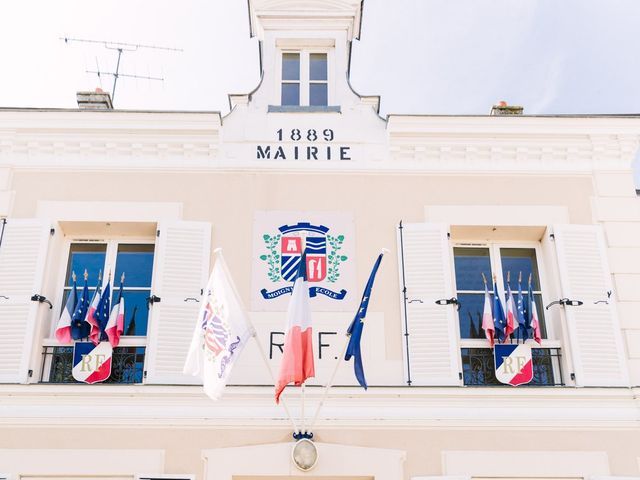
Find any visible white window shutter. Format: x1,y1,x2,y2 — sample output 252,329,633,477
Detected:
397,222,460,386
145,221,211,384
553,224,629,387
0,219,51,383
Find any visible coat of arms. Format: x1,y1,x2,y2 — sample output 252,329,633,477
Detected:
494,344,534,386
72,341,113,384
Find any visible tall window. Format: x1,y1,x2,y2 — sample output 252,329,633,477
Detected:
453,244,563,386
42,239,155,384
281,51,328,106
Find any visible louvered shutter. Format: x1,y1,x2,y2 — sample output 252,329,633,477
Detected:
397,223,460,386
0,219,51,383
145,221,211,384
553,224,629,387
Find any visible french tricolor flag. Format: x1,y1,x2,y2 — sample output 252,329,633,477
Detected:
106,280,125,347
481,284,495,346
55,275,78,343
86,281,103,345
505,283,519,340
275,251,315,404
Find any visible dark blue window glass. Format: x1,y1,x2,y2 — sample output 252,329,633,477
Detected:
453,247,491,291
114,244,155,287
309,53,327,81
281,83,300,106
457,293,487,339
65,244,106,286
500,248,540,290
282,53,300,81
121,290,151,336
309,83,328,106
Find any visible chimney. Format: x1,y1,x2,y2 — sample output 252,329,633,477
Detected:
490,100,523,116
76,88,113,110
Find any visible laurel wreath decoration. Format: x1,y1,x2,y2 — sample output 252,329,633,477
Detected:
326,234,347,283
259,233,282,282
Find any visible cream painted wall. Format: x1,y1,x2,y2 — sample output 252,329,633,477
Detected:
1,427,639,480
9,170,595,363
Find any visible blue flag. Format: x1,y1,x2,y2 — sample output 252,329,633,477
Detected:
345,252,384,390
71,277,90,340
94,281,111,342
516,282,527,341
492,281,506,343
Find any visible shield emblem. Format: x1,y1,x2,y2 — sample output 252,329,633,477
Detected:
72,341,113,384
494,344,533,386
279,223,328,283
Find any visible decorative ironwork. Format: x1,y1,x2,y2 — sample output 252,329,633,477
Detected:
461,347,563,386
40,346,145,384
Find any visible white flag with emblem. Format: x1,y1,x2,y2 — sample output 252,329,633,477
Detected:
184,250,255,400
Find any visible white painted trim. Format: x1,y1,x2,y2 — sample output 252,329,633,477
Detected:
36,201,182,223
1,385,639,429
0,449,164,476
136,475,195,480
442,450,610,477
202,442,405,480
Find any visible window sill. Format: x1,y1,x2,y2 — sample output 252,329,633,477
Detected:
268,105,341,113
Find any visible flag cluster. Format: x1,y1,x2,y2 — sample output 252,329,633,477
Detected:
55,271,126,347
481,275,542,346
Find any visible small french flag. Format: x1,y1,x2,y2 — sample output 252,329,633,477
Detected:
55,274,78,343
106,276,125,347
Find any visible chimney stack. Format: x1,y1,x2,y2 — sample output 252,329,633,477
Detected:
76,88,113,110
490,101,523,116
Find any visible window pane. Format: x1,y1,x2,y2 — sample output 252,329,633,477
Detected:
66,244,107,286
282,53,300,80
453,247,491,291
114,244,155,288
457,293,486,339
500,248,540,290
121,290,151,336
309,83,328,106
281,83,300,106
310,53,327,80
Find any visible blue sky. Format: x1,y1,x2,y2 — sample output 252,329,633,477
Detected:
1,0,639,182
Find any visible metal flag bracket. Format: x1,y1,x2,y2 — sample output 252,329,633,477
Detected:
31,294,53,309
435,297,460,311
545,298,583,310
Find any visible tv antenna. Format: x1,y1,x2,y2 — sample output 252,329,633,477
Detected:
61,37,183,103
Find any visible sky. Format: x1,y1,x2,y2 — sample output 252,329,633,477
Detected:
1,0,639,182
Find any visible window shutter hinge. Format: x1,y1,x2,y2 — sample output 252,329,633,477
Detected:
570,372,575,381
549,233,555,240
143,370,147,379
28,369,33,378
49,228,55,236
447,232,451,239
458,372,463,380
156,229,160,237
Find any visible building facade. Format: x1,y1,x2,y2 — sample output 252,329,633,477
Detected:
1,1,639,479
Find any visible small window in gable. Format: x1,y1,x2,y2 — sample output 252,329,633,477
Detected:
280,50,328,107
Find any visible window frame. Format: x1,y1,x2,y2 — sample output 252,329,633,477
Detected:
276,48,332,107
451,240,566,386
451,240,559,349
39,234,157,383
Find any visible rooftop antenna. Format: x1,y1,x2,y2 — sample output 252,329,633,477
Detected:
61,37,183,103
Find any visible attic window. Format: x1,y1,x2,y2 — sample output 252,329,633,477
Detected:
280,51,328,107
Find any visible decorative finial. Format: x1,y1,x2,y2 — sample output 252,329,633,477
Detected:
120,272,125,283
98,269,102,281
507,271,511,283
493,273,496,282
518,271,522,283
72,271,77,282
528,272,532,286
83,269,88,281
481,272,487,286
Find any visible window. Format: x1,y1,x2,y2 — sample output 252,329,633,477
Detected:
41,239,155,384
280,51,328,106
453,243,563,386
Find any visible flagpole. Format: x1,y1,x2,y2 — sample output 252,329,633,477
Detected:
301,381,306,434
214,248,301,434
307,248,388,433
307,334,350,432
